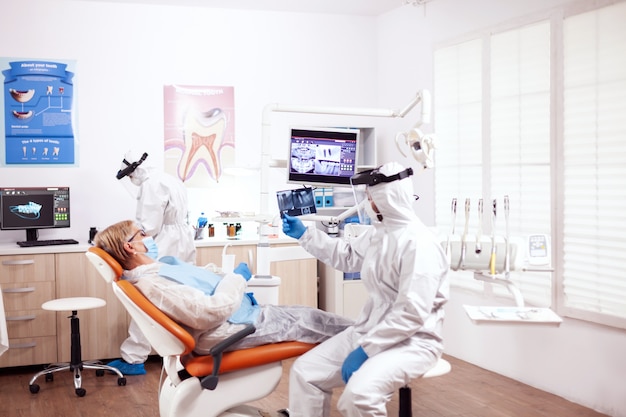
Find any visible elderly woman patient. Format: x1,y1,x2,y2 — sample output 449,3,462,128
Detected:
94,220,352,354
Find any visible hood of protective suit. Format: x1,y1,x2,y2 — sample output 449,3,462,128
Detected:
367,161,418,226
129,165,149,186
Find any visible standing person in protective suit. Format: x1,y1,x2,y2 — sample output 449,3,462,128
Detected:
282,161,449,417
108,151,196,375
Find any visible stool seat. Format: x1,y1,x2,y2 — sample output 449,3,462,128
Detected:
29,296,126,397
42,297,106,312
422,357,451,378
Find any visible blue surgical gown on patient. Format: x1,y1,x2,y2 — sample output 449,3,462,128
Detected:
157,256,260,325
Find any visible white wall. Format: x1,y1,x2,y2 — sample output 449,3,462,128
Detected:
0,0,381,243
376,1,626,416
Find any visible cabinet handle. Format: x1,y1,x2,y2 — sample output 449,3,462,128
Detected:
9,342,37,349
6,315,37,321
2,287,36,293
1,259,35,266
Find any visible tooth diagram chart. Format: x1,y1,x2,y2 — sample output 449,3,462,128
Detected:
2,59,76,165
163,85,235,185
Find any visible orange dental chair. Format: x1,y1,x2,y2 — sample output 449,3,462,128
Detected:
85,246,315,417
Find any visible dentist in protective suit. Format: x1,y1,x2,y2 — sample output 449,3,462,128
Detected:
109,151,196,375
282,161,449,417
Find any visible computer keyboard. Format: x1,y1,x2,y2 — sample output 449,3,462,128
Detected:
17,239,80,247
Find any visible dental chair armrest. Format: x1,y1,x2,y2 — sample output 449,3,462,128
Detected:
201,324,256,390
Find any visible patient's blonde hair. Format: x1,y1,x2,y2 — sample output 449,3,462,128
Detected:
94,220,136,270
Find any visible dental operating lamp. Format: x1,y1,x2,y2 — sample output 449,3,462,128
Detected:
255,90,436,277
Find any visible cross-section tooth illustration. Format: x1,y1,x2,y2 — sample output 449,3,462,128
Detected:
9,88,35,103
179,108,227,182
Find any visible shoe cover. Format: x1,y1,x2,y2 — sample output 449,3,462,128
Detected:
107,358,146,375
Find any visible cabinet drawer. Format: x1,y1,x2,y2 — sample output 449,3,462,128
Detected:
1,281,55,311
0,336,57,368
4,309,56,338
0,254,55,284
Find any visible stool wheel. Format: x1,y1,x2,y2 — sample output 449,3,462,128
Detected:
45,373,54,382
96,369,105,377
118,377,127,386
29,384,40,394
76,388,87,397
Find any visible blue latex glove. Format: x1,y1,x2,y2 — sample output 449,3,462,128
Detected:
282,214,307,239
233,262,252,281
341,346,368,383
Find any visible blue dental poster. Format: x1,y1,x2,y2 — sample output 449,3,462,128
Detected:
1,58,77,165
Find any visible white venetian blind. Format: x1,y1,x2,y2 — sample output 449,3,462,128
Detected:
561,2,626,326
490,21,552,306
434,23,553,306
434,39,483,291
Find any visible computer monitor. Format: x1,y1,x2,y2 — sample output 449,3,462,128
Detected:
288,127,359,187
0,187,71,242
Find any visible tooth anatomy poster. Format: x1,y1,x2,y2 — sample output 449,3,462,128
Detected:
163,85,235,186
1,58,77,165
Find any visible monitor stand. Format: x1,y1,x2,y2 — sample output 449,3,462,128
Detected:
25,229,39,242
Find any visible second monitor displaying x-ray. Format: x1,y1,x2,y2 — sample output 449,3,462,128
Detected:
276,187,317,217
287,127,359,187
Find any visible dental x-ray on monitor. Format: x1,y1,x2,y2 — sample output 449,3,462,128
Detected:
287,127,359,187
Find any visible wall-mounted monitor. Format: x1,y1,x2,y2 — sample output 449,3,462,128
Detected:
0,187,71,242
288,127,359,187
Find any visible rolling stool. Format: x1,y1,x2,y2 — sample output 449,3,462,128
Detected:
399,357,451,417
29,297,127,397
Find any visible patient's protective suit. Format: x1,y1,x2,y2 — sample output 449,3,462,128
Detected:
288,162,449,417
116,152,196,367
122,261,353,354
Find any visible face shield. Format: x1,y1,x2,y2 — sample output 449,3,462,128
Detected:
116,151,148,180
117,151,148,199
350,166,414,224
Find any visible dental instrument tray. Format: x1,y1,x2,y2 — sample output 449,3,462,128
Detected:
463,305,562,325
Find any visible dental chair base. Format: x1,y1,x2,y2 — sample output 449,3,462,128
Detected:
160,361,282,417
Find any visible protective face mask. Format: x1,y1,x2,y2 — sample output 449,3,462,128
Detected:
365,201,382,223
142,236,159,259
130,175,142,186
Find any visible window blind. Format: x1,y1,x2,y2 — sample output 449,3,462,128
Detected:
490,21,552,306
434,39,483,292
434,23,552,305
561,2,626,325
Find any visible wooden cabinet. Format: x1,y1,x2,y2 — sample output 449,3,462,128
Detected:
0,251,128,368
55,253,129,362
196,241,318,308
269,244,317,308
0,239,317,368
0,254,58,367
318,261,368,320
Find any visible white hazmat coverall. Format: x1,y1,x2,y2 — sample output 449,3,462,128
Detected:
288,162,449,417
122,164,197,364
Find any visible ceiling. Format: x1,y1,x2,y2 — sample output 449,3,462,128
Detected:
78,0,412,16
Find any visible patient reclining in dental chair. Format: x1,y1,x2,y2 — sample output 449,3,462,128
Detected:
92,220,352,355
87,220,353,417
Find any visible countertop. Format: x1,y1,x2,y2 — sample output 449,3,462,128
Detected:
0,235,297,256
